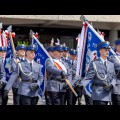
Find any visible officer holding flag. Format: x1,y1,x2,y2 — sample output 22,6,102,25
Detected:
83,41,116,105
45,45,72,105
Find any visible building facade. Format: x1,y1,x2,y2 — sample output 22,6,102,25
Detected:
0,15,120,48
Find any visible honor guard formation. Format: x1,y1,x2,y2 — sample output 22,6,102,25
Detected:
0,38,120,105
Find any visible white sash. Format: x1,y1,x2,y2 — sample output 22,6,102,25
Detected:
53,59,67,74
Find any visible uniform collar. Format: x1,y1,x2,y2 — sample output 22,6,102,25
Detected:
53,57,61,62
19,57,25,60
100,57,107,64
26,59,34,64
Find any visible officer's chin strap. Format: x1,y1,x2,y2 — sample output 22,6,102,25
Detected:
93,61,107,81
13,58,32,77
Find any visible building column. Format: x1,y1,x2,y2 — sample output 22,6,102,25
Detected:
109,30,118,46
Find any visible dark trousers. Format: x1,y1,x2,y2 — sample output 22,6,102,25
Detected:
19,95,39,105
72,86,83,105
64,88,73,105
12,87,20,105
93,100,108,105
84,95,93,105
45,91,51,105
0,86,8,105
48,91,65,105
112,94,120,105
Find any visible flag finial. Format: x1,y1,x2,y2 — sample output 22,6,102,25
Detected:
55,38,60,46
7,25,12,32
63,43,66,47
50,38,54,47
80,15,87,22
0,23,2,29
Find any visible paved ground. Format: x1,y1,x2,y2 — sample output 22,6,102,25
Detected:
7,90,86,105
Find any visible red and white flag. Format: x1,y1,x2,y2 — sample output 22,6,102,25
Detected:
76,23,88,78
0,33,2,46
2,31,8,47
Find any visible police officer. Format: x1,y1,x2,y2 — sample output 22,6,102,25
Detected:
44,46,54,105
4,44,26,105
66,49,82,105
4,44,43,105
45,45,71,105
0,46,7,105
62,46,70,62
109,39,120,105
47,46,54,58
83,41,116,105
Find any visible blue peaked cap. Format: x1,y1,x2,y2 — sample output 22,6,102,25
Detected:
63,47,69,51
26,44,37,51
97,41,110,50
53,45,63,52
0,46,7,51
69,49,77,55
114,39,120,45
47,46,54,52
16,44,26,51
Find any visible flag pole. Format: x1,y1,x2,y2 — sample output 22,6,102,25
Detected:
30,30,78,97
7,25,16,57
0,23,3,46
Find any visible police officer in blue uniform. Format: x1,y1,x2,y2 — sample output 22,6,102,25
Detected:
47,46,54,58
63,49,78,105
109,39,120,105
45,46,54,105
45,45,72,105
83,41,116,105
62,46,70,62
4,44,43,105
0,46,7,105
66,49,82,105
4,44,26,105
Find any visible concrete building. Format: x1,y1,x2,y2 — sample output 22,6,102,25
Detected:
0,15,120,48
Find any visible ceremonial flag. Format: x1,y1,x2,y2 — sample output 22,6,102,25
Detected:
32,32,51,99
4,36,14,81
79,16,116,97
76,23,88,78
4,26,15,81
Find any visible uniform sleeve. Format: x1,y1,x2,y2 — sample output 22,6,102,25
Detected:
111,63,117,87
37,64,43,87
45,59,62,75
4,60,19,91
0,60,6,83
83,61,95,81
109,55,120,71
